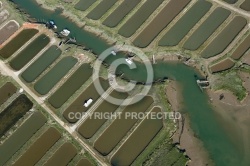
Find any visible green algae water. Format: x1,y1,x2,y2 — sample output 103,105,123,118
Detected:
10,34,50,70
11,0,249,165
21,45,61,83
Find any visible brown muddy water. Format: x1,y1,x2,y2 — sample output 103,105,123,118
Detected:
133,0,191,48
103,0,141,28
118,0,164,37
0,82,17,106
86,0,117,20
201,16,247,58
94,95,154,155
231,34,250,60
77,158,93,166
210,58,235,73
77,90,128,139
13,127,61,166
74,0,97,11
111,107,163,166
0,20,19,45
44,142,77,166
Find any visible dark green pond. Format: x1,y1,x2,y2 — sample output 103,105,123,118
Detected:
183,7,231,50
11,0,249,165
48,63,93,108
78,90,128,139
10,34,50,70
34,56,77,95
0,28,38,59
21,45,61,83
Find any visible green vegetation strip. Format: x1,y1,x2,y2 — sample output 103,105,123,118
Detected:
0,29,38,59
77,158,93,166
0,21,19,45
214,72,246,100
111,107,163,166
152,147,183,166
118,0,164,37
201,16,247,58
210,58,235,73
86,0,117,20
74,0,96,11
183,7,230,50
0,94,33,137
48,63,93,109
133,0,191,48
21,45,61,83
240,0,250,11
10,34,50,70
0,82,17,106
103,0,141,28
159,0,212,46
34,56,77,95
63,77,109,123
94,96,153,155
78,90,128,139
0,111,47,166
13,127,61,166
231,34,250,60
173,156,189,166
44,142,77,166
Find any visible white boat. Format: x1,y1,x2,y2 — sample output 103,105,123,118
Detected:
111,50,116,55
48,21,57,29
49,21,55,25
19,88,24,93
84,98,93,107
60,29,70,37
125,58,133,65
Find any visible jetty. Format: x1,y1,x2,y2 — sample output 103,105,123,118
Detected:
196,79,210,91
153,54,156,64
60,29,70,37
